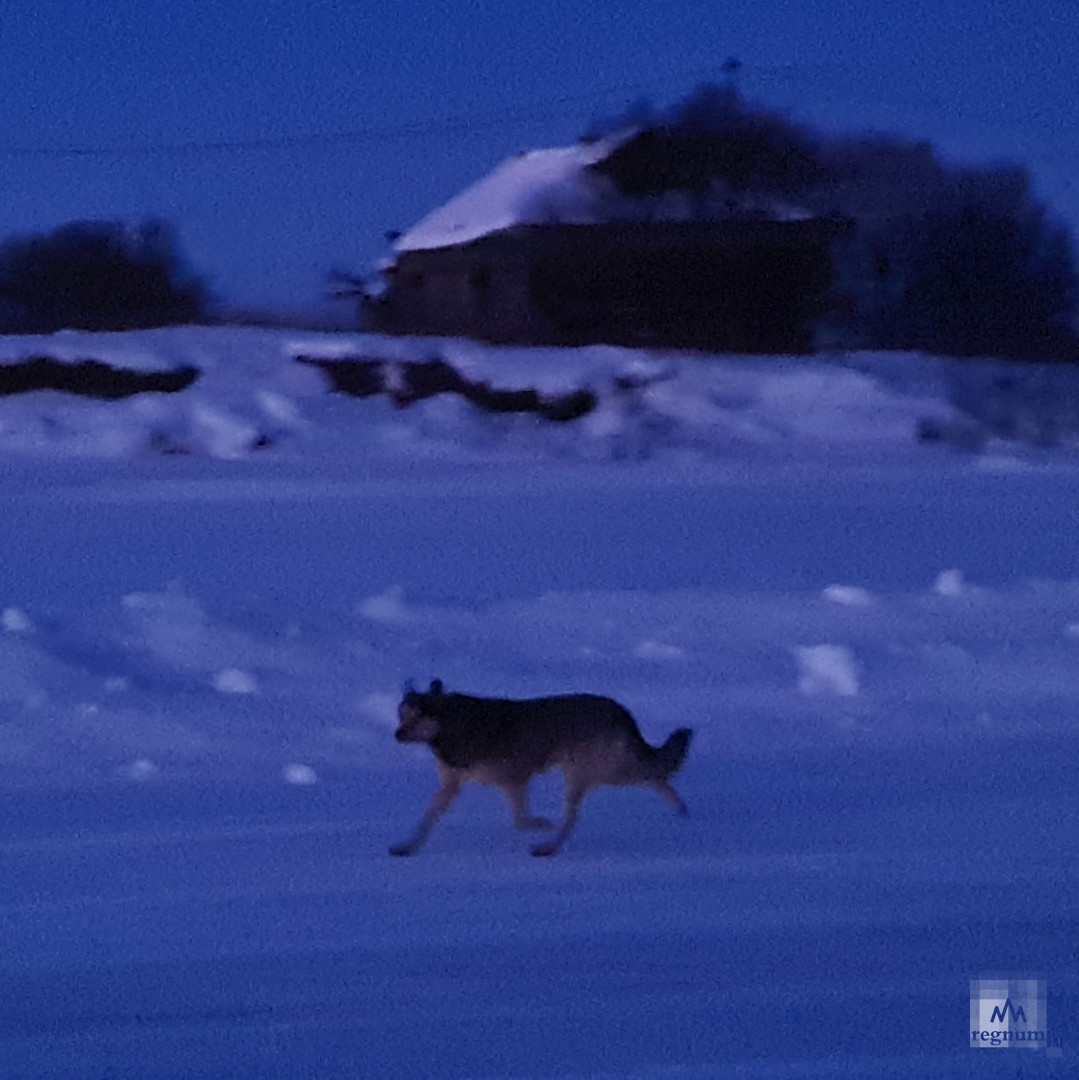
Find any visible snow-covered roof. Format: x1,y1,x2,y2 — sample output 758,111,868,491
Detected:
394,135,629,253
393,129,822,253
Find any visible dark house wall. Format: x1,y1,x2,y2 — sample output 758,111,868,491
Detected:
369,218,848,353
371,235,552,343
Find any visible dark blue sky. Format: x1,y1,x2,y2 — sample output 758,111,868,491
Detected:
2,0,1076,315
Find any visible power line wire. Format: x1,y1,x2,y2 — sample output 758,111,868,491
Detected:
0,64,1052,162
0,79,692,160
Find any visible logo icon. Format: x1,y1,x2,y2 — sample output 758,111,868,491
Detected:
989,999,1027,1025
970,974,1047,1049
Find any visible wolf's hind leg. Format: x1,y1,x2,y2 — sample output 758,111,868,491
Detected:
390,770,461,856
501,780,554,831
650,779,689,816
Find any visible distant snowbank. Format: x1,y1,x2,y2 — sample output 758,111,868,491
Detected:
0,324,1073,462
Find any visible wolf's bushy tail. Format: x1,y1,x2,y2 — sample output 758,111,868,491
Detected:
655,727,693,778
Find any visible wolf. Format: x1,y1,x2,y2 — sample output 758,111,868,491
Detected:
391,679,692,857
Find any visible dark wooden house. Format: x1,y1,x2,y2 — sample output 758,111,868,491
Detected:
367,134,849,353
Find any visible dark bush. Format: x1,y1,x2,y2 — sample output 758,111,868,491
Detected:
295,353,597,421
0,355,199,398
0,219,214,333
820,141,1078,359
591,82,827,208
587,84,1079,359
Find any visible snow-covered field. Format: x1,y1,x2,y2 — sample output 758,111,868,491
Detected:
0,327,1076,1077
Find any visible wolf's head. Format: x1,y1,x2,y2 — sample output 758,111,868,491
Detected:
394,678,445,743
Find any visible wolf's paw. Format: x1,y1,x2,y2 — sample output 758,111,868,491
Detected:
530,840,559,857
389,842,416,857
517,816,555,831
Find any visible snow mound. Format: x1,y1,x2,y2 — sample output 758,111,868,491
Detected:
2,324,1066,463
793,644,860,697
282,763,318,785
822,585,874,607
934,569,965,597
358,586,410,624
2,607,33,633
213,668,259,694
633,640,685,661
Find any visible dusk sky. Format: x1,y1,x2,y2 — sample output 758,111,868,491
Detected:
3,0,1076,317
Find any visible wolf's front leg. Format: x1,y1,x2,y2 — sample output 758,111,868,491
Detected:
531,779,588,857
390,771,461,856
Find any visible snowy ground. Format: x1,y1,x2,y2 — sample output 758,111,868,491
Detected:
0,328,1076,1076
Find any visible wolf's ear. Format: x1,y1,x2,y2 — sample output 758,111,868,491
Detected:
429,678,444,695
